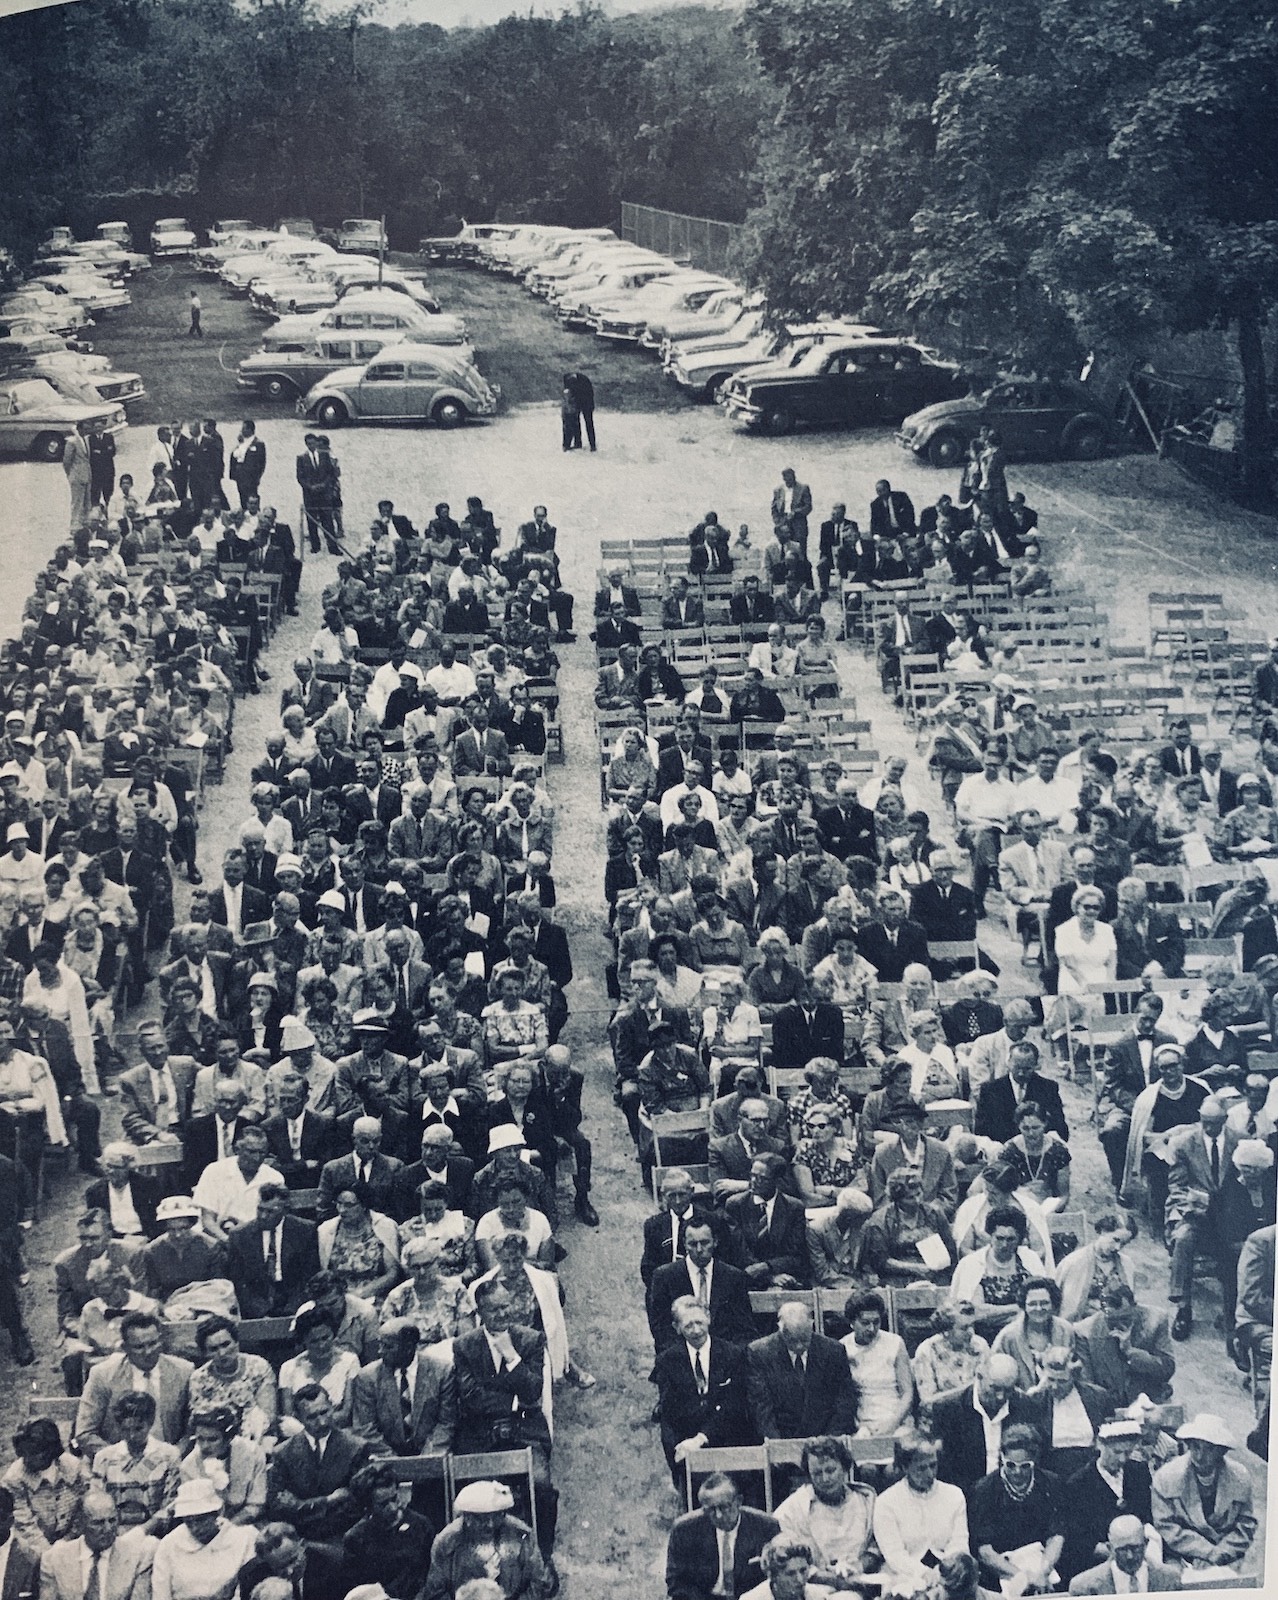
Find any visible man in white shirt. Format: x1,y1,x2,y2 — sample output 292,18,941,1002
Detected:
660,762,721,830
1014,749,1081,835
367,645,424,725
956,748,1020,915
192,1125,283,1244
424,641,477,708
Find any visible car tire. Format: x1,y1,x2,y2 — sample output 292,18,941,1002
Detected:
263,376,295,400
926,431,965,468
314,398,348,427
31,432,65,462
703,374,730,402
433,399,467,429
762,407,795,436
1066,422,1107,460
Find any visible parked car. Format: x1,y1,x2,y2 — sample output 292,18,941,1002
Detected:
419,223,520,264
0,334,145,410
95,222,135,248
0,290,92,337
238,326,471,399
196,230,277,272
590,275,737,341
264,291,470,357
329,218,385,254
277,217,318,239
0,377,126,459
897,375,1114,465
723,337,961,435
150,217,197,256
664,314,870,401
297,348,499,429
208,219,254,246
25,269,130,314
558,261,683,327
641,287,749,352
55,240,148,277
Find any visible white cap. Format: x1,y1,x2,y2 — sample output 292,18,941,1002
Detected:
173,1479,223,1517
487,1125,525,1154
453,1480,514,1514
281,1017,316,1052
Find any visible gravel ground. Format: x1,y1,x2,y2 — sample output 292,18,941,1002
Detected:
0,261,1274,1594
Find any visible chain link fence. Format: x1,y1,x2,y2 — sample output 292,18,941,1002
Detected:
620,202,742,275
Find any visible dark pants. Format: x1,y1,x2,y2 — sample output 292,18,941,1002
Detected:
579,408,596,451
91,472,114,507
554,1131,593,1196
303,504,343,554
235,477,261,511
1099,1114,1129,1192
548,590,574,638
561,409,581,450
68,1093,102,1171
959,826,1003,911
189,311,202,338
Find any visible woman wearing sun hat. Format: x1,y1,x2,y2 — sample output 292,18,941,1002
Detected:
1151,1413,1257,1571
423,1479,547,1600
151,1479,256,1600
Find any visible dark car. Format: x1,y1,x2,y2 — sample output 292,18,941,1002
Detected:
897,376,1114,466
721,338,964,436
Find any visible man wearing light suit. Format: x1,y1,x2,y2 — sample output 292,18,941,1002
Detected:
999,809,1070,950
39,1491,155,1600
350,1319,455,1456
75,1312,192,1455
1164,1099,1237,1340
1074,1285,1176,1408
771,468,812,555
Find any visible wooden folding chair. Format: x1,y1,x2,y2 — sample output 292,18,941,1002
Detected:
370,1451,448,1486
748,1288,818,1336
888,1285,941,1352
446,1447,538,1538
1046,1209,1090,1264
684,1445,767,1513
235,1317,296,1353
926,940,980,974
649,1109,710,1195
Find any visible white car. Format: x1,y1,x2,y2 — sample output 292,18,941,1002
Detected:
150,217,197,256
0,289,92,336
263,291,472,361
26,271,130,314
208,219,255,246
589,275,737,341
558,261,684,327
642,288,754,352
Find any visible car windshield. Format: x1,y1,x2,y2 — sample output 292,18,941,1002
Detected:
11,380,62,405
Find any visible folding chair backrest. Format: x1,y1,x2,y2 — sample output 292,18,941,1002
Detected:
652,1164,711,1206
684,1446,767,1513
447,1447,536,1536
28,1397,79,1425
370,1452,447,1485
236,1317,295,1351
927,940,979,972
748,1288,817,1336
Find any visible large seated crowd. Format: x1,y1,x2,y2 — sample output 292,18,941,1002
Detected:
0,415,1268,1600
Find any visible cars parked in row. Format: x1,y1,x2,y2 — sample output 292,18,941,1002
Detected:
0,332,145,412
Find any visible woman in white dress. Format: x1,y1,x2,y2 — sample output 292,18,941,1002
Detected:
1052,886,1116,1038
873,1432,969,1589
840,1290,914,1437
278,1305,361,1428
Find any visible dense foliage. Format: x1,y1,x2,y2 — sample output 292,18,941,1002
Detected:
734,0,1278,497
0,0,771,254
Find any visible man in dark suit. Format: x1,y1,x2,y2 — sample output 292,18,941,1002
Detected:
746,1300,857,1439
260,1073,335,1188
869,478,916,539
855,889,931,983
723,1155,809,1287
770,985,844,1070
909,851,980,971
306,728,358,794
228,421,266,508
453,1280,558,1564
225,1186,321,1318
974,1040,1068,1143
1158,719,1202,780
238,1524,348,1600
296,434,342,555
268,1384,370,1537
207,849,270,935
656,723,714,799
84,1155,163,1241
877,596,926,695
729,576,775,627
1096,993,1179,1190
343,759,403,829
317,1118,404,1220
665,1474,778,1600
1073,1286,1176,1409
183,1082,253,1188
661,578,705,631
350,1319,455,1456
1113,878,1186,980
393,1124,475,1220
815,780,878,863
642,1169,723,1292
815,502,856,600
593,569,641,618
650,1299,754,1482
724,854,788,941
648,1219,755,1353
771,468,812,554
1199,743,1241,816
708,1112,794,1205
931,1355,1034,1495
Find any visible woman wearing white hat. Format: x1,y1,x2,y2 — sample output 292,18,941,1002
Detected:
152,1479,256,1600
1217,1138,1277,1367
422,1480,547,1600
1151,1413,1257,1571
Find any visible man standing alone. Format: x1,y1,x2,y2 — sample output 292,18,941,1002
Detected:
188,291,203,338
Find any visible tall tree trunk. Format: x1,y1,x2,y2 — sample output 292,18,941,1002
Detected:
1237,304,1272,507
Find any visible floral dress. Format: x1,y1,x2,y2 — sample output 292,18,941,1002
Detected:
328,1222,390,1299
187,1355,277,1439
379,1275,469,1344
1000,1134,1071,1201
794,1136,860,1191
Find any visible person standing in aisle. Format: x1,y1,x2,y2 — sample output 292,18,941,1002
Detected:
564,371,596,451
63,422,93,532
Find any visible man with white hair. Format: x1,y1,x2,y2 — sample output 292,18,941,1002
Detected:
1163,1095,1236,1341
806,1187,873,1292
929,1352,1025,1497
1068,1512,1180,1594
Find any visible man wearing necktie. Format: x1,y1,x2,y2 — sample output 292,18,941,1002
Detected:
295,432,342,555
1165,1097,1235,1341
664,1473,778,1600
877,596,919,697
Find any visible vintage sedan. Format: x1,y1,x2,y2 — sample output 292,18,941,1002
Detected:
722,338,963,434
0,289,92,337
0,335,145,410
897,376,1115,465
0,378,126,459
333,218,387,253
297,348,499,429
150,217,197,256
